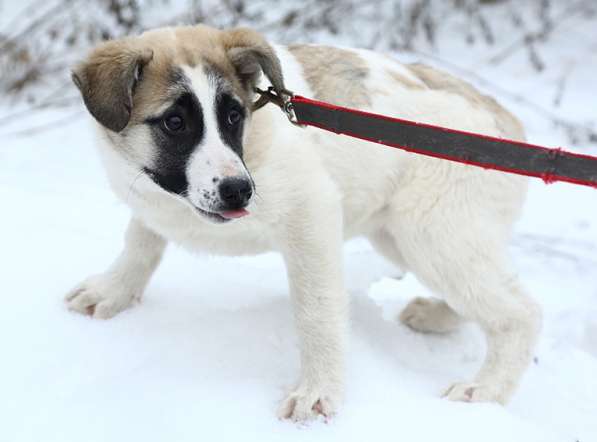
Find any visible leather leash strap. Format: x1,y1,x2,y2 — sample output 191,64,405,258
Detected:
291,96,597,189
253,88,597,189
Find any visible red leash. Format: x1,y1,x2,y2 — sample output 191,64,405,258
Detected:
254,87,597,189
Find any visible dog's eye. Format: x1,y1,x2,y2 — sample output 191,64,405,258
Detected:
163,115,185,132
227,109,242,126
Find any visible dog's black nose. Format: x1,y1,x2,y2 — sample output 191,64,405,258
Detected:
218,177,253,209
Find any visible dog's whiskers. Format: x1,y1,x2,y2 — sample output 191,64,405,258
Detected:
126,170,144,205
254,188,264,203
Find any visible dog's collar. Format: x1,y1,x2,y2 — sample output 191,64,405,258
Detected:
252,87,301,126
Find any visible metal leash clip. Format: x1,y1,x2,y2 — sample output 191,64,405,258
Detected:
252,86,302,127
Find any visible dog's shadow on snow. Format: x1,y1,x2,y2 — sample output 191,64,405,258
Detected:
350,293,483,382
104,277,483,387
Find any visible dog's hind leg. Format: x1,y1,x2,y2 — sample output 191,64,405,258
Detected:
65,218,166,319
368,229,408,279
369,230,463,334
439,275,541,404
390,214,541,404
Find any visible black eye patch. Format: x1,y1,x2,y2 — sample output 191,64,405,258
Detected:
144,92,204,195
215,92,246,157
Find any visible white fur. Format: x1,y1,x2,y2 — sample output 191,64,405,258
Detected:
181,66,252,212
67,43,541,420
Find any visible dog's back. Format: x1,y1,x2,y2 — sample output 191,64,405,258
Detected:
268,43,528,235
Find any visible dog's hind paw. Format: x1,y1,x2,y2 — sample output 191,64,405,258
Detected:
65,274,140,319
399,297,462,334
277,383,341,423
442,382,508,405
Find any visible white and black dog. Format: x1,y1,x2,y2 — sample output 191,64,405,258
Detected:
67,25,540,421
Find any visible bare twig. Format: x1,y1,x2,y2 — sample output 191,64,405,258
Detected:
1,0,49,34
553,63,574,108
487,1,588,66
0,0,74,52
0,80,78,127
0,109,83,138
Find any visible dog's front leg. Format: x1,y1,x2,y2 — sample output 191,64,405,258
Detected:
277,197,348,422
65,218,166,319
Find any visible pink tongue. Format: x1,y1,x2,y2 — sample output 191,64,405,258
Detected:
220,208,250,219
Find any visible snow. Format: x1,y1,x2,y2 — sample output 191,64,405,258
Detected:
1,2,597,441
2,107,596,442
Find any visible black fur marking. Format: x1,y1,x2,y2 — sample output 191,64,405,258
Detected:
145,91,204,195
215,92,246,157
203,66,246,157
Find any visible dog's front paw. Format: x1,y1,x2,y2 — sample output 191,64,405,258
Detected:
277,381,342,423
443,382,508,405
65,274,140,319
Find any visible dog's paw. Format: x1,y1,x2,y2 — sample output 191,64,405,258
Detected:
65,274,139,319
277,382,342,423
442,382,507,404
399,297,462,334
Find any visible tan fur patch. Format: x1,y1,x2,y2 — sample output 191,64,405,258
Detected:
289,45,371,108
129,26,251,122
406,63,525,140
72,37,154,132
74,25,286,131
385,69,426,90
223,28,285,96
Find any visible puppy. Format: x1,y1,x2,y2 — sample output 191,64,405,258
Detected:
67,25,541,421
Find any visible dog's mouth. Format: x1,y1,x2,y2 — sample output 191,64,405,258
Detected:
142,168,251,223
194,206,250,223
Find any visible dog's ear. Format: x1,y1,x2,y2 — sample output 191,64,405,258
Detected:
223,28,285,96
72,39,153,132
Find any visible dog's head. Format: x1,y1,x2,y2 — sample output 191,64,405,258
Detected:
72,25,284,223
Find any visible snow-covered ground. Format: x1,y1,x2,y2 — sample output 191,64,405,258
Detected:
1,3,597,442
2,96,596,442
